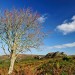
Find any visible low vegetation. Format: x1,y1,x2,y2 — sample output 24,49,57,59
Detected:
0,52,75,75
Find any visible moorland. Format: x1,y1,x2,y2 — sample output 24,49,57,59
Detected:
0,52,75,75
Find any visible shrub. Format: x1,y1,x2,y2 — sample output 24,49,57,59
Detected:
62,57,71,61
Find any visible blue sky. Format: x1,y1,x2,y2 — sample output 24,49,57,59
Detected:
0,0,75,55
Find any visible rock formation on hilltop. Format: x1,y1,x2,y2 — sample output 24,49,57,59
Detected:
45,51,67,58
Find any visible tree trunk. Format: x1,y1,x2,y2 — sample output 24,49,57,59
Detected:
8,53,16,75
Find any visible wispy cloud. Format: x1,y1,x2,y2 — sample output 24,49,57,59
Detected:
46,42,75,49
38,14,47,23
56,15,75,35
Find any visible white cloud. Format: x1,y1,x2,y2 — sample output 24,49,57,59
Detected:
72,16,75,20
38,14,47,23
56,15,75,35
47,42,75,49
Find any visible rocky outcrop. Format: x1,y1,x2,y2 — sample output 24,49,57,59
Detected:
45,51,67,58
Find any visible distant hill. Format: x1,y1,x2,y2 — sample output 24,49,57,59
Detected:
0,52,70,60
0,54,44,60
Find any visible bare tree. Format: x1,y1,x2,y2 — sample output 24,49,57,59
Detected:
0,8,46,75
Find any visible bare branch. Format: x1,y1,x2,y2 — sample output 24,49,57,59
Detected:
0,8,47,56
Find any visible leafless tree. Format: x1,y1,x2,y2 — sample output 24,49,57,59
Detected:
0,8,47,75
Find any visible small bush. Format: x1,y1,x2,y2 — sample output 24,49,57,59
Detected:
62,57,71,61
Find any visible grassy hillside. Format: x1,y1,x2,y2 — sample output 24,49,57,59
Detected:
0,52,75,75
